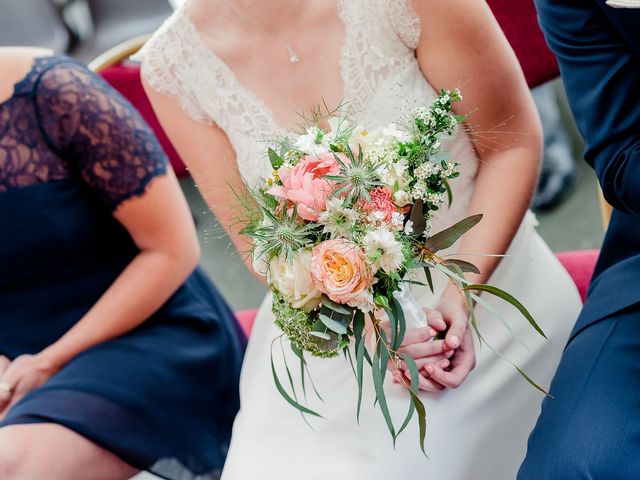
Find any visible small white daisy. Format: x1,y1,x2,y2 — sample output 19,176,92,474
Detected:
363,228,405,274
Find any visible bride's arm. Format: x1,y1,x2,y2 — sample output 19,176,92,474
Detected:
142,81,266,285
409,0,543,386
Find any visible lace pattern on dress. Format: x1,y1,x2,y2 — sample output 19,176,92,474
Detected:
387,0,422,49
0,56,168,210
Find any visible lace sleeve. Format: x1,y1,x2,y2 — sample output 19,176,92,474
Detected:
134,17,213,126
387,0,422,50
36,61,168,211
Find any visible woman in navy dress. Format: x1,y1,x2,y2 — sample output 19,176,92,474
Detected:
0,48,245,480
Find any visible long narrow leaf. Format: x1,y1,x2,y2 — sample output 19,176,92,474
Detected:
372,348,396,441
464,284,547,340
470,292,528,350
396,354,419,438
356,335,365,422
392,296,407,350
270,342,322,418
426,214,483,252
408,389,428,455
442,259,481,274
423,265,435,293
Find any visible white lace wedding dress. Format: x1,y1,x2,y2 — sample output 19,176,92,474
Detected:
137,1,582,478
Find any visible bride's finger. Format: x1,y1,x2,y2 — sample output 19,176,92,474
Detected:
0,356,9,375
404,369,446,392
400,326,435,346
398,339,446,359
413,352,454,368
424,308,446,331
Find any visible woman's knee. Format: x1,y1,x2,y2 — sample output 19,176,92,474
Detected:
0,426,35,480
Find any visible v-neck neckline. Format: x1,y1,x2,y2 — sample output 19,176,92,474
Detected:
178,0,349,134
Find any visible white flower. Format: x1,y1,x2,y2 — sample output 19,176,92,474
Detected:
294,126,330,156
346,289,375,312
393,190,411,208
318,198,359,238
268,249,322,311
363,228,405,274
381,123,412,144
367,210,387,225
391,212,405,231
378,158,410,190
404,220,414,235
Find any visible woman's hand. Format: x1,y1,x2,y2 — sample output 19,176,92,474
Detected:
0,354,58,420
393,288,477,392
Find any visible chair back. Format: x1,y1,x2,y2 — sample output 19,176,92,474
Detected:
90,37,189,177
487,0,559,87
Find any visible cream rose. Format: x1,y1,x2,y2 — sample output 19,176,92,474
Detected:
268,249,322,311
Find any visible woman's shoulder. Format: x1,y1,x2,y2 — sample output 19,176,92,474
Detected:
0,49,91,100
0,48,54,98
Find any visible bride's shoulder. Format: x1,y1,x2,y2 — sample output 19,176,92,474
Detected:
134,8,212,125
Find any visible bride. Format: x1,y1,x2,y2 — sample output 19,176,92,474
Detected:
136,0,581,478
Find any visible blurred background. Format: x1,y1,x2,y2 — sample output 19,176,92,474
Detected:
0,0,605,312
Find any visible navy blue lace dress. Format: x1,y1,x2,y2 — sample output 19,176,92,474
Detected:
0,55,245,479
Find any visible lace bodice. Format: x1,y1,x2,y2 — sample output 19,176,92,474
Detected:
0,55,167,210
137,0,479,231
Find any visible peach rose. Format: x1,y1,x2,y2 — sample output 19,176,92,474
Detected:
310,239,374,306
267,153,345,222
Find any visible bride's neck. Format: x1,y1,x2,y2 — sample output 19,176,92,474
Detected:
198,0,311,31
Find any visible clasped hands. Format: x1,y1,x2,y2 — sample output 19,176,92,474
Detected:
384,288,476,392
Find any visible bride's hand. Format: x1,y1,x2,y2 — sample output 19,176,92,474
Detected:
393,289,477,391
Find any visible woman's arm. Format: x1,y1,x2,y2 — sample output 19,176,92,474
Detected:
410,0,543,386
0,63,202,416
38,172,200,369
142,78,266,284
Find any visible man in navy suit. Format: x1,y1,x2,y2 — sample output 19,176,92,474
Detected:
518,1,640,478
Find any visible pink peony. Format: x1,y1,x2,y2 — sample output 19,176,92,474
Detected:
267,153,345,222
359,187,399,223
310,239,374,306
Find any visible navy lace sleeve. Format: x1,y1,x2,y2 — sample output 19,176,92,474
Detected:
36,59,168,210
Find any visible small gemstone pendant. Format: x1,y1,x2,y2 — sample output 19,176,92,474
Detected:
286,44,300,63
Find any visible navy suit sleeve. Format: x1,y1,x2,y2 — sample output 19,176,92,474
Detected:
535,0,640,215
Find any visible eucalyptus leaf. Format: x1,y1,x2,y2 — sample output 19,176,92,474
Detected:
409,199,427,239
395,354,419,439
322,297,352,315
391,296,407,351
442,259,481,274
470,292,528,350
319,314,348,335
372,348,396,441
464,284,547,340
426,214,483,252
423,265,435,293
408,389,427,455
271,342,322,418
309,331,331,340
356,334,365,423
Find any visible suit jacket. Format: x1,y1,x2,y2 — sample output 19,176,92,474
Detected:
534,0,640,336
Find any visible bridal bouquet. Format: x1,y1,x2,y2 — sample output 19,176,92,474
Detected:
240,89,545,451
